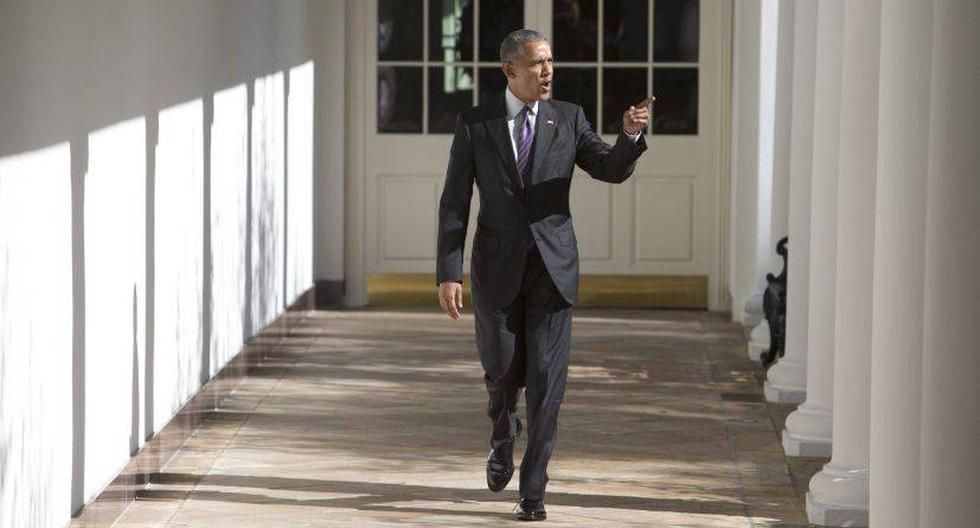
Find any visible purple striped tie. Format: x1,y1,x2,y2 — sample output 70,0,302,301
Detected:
516,105,535,189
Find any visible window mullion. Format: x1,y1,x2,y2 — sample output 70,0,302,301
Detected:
648,0,654,135
423,0,430,134
597,0,604,133
474,0,481,107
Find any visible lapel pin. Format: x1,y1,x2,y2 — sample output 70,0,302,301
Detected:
547,119,555,125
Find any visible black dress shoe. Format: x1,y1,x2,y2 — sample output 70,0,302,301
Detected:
515,497,547,521
486,418,522,492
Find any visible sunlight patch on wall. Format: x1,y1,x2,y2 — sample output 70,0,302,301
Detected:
0,143,73,528
210,84,248,375
287,61,315,304
251,73,285,330
154,99,204,432
84,117,146,501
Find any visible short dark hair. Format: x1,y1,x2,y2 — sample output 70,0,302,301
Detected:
499,29,548,63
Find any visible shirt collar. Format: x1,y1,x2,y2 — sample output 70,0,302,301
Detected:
505,86,538,120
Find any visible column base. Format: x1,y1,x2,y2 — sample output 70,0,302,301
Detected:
741,311,763,328
742,291,764,327
782,404,832,457
806,463,869,526
764,380,806,403
807,492,869,526
748,320,771,361
783,429,832,457
764,355,807,403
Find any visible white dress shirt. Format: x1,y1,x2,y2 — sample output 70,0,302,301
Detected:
504,86,642,163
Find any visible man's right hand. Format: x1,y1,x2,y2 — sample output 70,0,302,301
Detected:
438,282,464,321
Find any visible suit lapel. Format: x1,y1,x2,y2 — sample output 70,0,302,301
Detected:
530,100,558,187
487,95,525,193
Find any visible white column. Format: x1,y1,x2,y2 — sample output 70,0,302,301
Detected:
729,0,770,330
768,0,792,268
764,0,816,404
919,0,979,526
768,0,792,278
805,0,880,524
781,0,843,458
728,0,754,326
868,0,934,525
746,0,780,360
749,0,794,361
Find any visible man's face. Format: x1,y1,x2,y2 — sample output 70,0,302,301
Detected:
503,40,554,103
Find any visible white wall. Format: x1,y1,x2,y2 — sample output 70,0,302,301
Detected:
0,1,344,525
0,144,74,528
316,2,348,285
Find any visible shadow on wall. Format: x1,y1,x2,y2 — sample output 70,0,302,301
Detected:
0,1,323,526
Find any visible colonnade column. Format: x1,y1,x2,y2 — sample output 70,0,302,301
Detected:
918,0,979,525
805,0,880,523
780,0,843,458
756,0,795,360
746,0,780,360
730,0,771,332
867,0,934,525
763,0,815,404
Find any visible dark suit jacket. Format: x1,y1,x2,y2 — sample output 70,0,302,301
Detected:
436,93,648,308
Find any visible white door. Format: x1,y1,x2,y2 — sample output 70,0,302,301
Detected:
358,0,731,309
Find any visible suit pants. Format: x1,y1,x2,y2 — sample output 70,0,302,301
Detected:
471,242,573,500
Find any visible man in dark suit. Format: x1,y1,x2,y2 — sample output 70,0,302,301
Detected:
436,28,652,521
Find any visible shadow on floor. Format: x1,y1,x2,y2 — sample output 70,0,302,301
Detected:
142,471,750,520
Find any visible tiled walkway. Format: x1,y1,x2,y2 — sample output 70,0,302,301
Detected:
104,309,822,527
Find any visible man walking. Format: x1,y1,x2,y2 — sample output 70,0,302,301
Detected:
436,28,652,521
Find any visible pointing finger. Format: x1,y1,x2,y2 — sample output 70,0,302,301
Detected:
634,96,655,109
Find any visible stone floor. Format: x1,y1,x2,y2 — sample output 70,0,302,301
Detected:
99,308,826,527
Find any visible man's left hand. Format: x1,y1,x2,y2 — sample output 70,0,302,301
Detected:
622,96,655,135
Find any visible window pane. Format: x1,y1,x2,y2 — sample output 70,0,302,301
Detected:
654,0,699,62
652,67,697,134
378,0,423,61
603,0,648,62
553,0,598,62
377,67,423,133
479,0,524,62
429,66,474,133
429,0,474,62
554,67,597,131
602,68,647,134
478,67,508,106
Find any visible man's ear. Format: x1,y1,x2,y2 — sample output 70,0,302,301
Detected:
501,63,512,79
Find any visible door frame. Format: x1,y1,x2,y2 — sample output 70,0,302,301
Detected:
344,0,734,310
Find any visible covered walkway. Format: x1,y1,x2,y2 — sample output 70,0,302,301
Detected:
80,309,819,527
